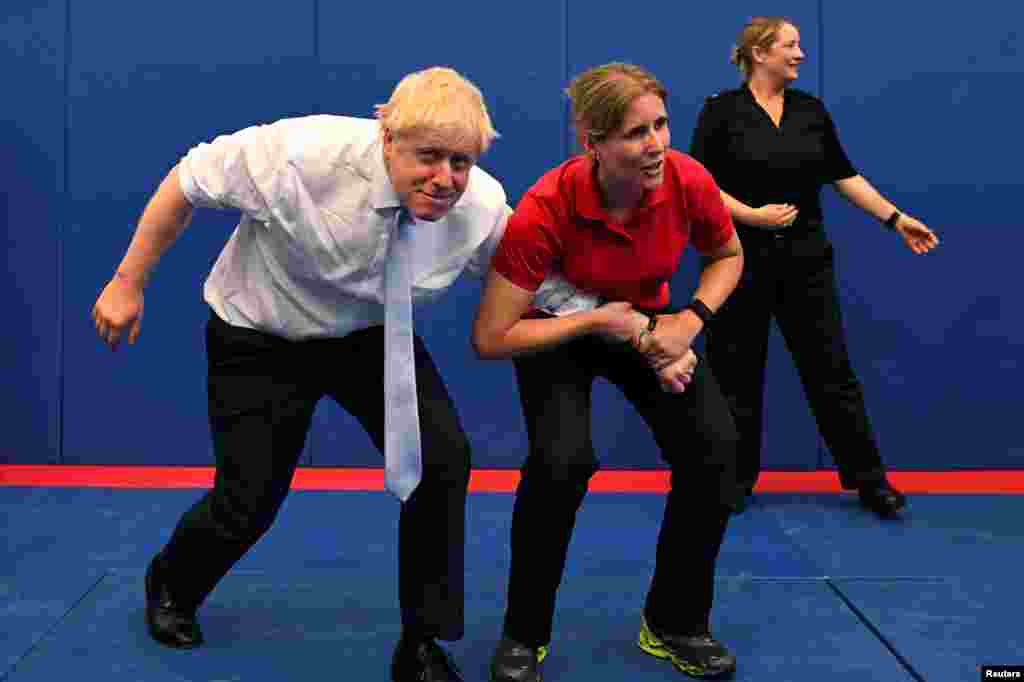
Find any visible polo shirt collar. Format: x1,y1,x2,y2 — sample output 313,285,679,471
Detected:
741,83,794,105
574,154,669,223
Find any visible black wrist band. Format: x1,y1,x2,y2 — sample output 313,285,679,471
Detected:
685,298,714,325
884,210,901,230
647,316,658,332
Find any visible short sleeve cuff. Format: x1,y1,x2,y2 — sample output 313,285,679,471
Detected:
701,221,735,254
829,168,858,183
492,257,543,293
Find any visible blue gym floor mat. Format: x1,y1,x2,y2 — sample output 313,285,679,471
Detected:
832,576,1023,682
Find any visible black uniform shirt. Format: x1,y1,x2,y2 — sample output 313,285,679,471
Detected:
690,86,857,227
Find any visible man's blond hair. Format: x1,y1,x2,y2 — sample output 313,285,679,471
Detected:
375,66,499,153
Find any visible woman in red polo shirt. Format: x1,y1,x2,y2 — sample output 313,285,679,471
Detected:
473,63,744,681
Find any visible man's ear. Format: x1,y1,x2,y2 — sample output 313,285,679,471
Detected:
381,127,397,165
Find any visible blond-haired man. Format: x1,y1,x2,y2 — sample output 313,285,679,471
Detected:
91,66,506,682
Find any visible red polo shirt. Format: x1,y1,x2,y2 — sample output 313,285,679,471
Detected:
492,149,734,310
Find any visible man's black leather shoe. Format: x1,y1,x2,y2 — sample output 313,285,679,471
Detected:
144,553,203,648
490,636,543,682
391,637,463,682
858,482,907,518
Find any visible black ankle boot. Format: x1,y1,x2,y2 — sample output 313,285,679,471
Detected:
144,553,203,648
391,635,463,682
858,481,907,518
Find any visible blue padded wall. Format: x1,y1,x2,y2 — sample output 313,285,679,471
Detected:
2,1,1020,470
821,1,1024,469
61,0,318,464
0,2,65,463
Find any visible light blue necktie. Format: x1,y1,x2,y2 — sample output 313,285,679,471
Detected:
383,208,422,502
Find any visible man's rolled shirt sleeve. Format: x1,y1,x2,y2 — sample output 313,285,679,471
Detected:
177,122,288,221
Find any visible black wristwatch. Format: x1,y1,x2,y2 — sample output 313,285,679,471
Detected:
884,210,902,230
685,298,715,326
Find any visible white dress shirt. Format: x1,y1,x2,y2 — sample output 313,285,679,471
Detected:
178,115,509,340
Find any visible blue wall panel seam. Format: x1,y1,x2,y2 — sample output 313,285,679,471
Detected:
563,0,570,161
309,0,321,465
57,0,72,464
817,0,825,100
312,0,320,116
309,0,319,466
816,0,826,470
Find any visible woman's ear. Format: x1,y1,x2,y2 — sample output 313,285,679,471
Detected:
576,126,591,154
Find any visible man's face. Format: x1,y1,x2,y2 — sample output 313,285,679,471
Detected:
382,127,479,222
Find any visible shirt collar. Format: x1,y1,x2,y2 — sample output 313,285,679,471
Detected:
573,154,669,223
366,137,403,212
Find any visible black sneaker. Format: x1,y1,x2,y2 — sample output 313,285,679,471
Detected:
490,636,547,682
391,637,463,682
858,481,906,518
637,614,735,679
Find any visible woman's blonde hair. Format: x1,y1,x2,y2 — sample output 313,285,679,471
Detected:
730,16,798,79
565,62,668,147
375,66,499,153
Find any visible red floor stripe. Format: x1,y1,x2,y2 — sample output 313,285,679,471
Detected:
1,465,1023,494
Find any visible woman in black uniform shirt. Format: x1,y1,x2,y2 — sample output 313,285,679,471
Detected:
691,16,938,516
